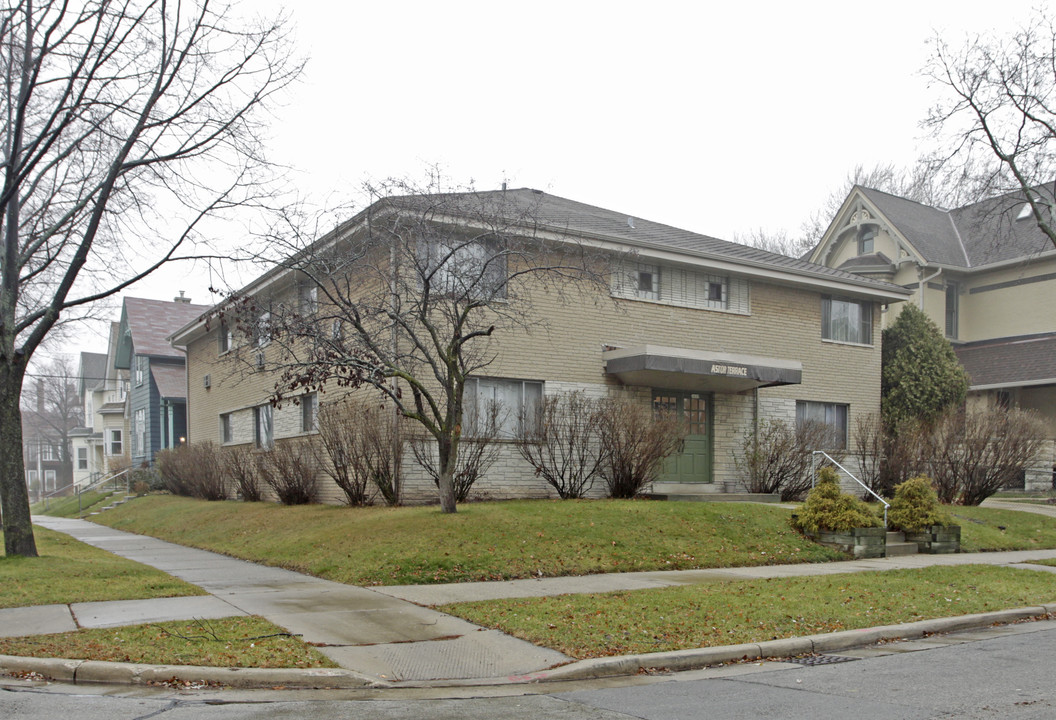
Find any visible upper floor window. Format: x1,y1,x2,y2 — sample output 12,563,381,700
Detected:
107,429,123,456
612,260,743,313
822,296,872,345
299,283,318,315
423,236,507,300
945,283,959,339
134,408,146,455
255,311,272,348
218,321,233,354
135,356,146,386
857,227,877,255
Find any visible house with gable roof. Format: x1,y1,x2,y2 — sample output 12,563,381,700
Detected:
172,188,910,503
809,185,1056,488
115,294,210,467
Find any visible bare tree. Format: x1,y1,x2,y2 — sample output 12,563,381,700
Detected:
21,356,81,491
924,12,1056,248
316,398,403,506
0,1,300,556
222,179,606,513
515,390,604,499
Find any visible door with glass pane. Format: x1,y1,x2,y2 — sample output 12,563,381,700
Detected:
653,390,712,483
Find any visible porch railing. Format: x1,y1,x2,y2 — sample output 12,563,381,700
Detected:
811,450,889,528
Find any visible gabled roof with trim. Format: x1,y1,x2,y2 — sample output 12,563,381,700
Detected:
116,297,210,368
814,184,1056,271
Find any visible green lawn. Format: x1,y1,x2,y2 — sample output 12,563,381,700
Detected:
92,496,847,585
30,490,117,518
88,495,1056,586
443,565,1056,659
0,616,337,669
0,526,204,609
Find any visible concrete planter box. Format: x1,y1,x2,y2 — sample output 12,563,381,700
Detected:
813,527,887,558
903,525,960,554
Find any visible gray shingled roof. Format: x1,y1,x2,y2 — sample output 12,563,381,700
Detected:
123,297,210,358
858,185,1055,269
954,333,1056,387
421,189,908,293
78,351,108,396
150,364,187,400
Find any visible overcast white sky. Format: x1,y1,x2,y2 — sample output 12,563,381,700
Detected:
70,0,1033,353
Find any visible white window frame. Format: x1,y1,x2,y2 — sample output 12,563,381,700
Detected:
134,408,146,455
256,311,272,348
44,469,56,491
107,428,123,456
135,356,145,386
464,377,543,439
77,446,88,470
945,283,959,339
40,443,55,461
254,404,274,449
796,400,849,450
821,295,872,345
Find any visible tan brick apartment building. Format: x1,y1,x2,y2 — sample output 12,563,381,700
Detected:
172,190,910,503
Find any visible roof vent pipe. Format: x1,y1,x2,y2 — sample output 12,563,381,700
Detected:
174,291,190,304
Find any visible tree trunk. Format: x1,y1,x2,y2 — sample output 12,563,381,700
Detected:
0,364,38,556
436,434,458,514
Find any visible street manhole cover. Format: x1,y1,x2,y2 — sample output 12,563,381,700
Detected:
786,654,862,666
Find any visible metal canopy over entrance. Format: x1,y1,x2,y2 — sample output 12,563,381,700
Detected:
604,345,802,394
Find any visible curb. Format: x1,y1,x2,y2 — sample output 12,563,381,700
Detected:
2,605,1054,689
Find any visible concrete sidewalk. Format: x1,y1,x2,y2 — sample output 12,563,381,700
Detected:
22,516,570,683
11,508,1056,687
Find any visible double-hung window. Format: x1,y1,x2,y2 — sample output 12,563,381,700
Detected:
108,429,123,456
77,447,88,470
464,377,542,438
134,408,146,454
821,296,872,345
299,283,318,315
218,322,233,354
796,401,849,450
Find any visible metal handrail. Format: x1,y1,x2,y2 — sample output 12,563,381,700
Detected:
75,468,131,517
811,450,890,528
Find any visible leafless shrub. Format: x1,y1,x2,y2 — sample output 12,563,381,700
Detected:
411,401,502,503
596,399,686,499
222,445,263,502
155,443,227,501
317,399,404,506
853,414,885,498
925,407,1047,506
736,419,842,501
258,442,318,505
515,391,604,499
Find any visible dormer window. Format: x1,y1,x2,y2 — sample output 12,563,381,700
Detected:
857,227,877,255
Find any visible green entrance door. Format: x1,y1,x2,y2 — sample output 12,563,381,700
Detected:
653,390,712,484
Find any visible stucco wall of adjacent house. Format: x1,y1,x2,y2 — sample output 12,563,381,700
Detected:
959,259,1056,342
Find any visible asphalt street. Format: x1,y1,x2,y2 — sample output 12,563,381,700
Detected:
4,619,1056,719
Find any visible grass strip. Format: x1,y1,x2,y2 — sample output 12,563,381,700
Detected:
949,506,1056,552
30,491,115,518
0,616,337,669
1,526,204,609
442,565,1056,659
92,496,846,585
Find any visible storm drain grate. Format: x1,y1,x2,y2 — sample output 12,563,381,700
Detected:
785,654,862,666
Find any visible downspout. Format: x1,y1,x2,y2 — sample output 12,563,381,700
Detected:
918,267,942,310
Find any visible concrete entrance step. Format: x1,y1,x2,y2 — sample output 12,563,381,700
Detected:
643,492,782,504
886,531,918,557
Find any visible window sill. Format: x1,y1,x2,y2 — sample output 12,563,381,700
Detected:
821,338,874,349
611,294,749,316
